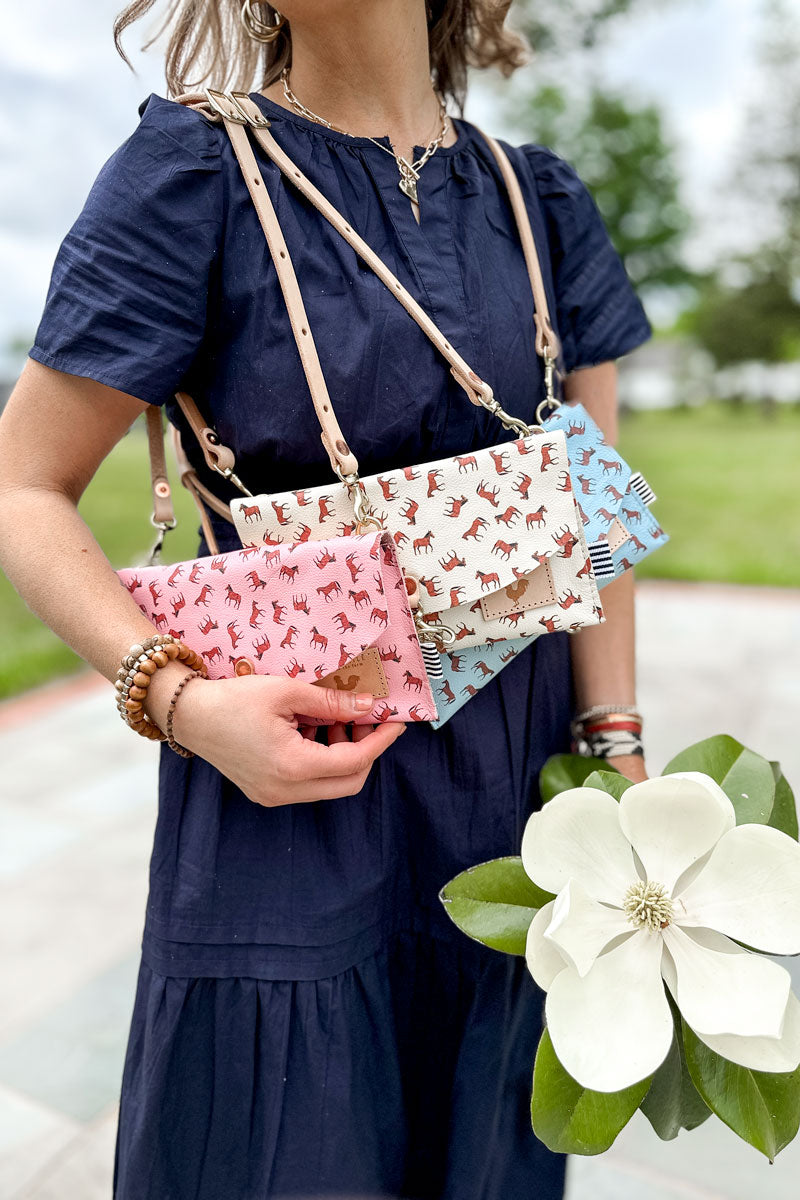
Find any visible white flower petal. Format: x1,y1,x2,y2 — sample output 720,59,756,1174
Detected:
545,928,673,1092
545,878,634,978
525,900,568,991
676,823,800,955
693,993,800,1073
521,787,636,903
662,924,791,1039
618,773,735,894
661,952,800,1073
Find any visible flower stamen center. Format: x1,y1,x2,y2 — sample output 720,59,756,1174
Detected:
623,879,674,931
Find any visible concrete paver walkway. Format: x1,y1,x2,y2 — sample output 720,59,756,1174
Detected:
1,579,798,1198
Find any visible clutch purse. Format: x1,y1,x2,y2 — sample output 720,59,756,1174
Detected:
115,522,438,725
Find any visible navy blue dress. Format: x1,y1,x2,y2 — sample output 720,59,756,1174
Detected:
28,91,651,1199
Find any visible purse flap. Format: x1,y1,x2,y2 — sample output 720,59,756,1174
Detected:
543,403,634,546
116,530,403,686
232,430,585,617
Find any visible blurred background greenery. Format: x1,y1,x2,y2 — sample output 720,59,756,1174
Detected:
2,0,799,701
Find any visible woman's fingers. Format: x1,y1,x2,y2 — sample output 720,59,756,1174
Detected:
281,718,406,781
281,679,377,724
351,721,377,741
316,720,379,744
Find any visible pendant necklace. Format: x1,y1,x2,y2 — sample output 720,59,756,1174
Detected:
278,66,450,206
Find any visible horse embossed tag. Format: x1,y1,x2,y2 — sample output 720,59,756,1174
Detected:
314,647,389,699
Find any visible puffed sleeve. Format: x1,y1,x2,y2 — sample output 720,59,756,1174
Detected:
523,145,652,375
27,93,223,406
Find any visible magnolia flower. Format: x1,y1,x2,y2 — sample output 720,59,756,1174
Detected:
522,772,800,1093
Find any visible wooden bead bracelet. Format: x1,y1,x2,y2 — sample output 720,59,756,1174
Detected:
164,669,205,758
114,633,208,755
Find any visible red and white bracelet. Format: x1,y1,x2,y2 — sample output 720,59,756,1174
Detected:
571,706,644,759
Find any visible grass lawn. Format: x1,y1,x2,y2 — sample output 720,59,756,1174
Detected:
1,402,798,701
617,402,800,588
0,425,204,702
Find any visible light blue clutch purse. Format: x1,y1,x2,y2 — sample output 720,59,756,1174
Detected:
430,402,667,728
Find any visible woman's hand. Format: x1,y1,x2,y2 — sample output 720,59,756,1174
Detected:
167,670,406,807
609,754,649,784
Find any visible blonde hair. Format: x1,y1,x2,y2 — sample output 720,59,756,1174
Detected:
113,1,531,116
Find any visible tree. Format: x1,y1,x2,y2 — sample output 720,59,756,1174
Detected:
508,0,663,55
687,261,800,367
499,84,693,297
734,0,800,277
683,0,800,366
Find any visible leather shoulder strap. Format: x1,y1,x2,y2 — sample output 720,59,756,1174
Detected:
470,129,560,361
229,91,560,394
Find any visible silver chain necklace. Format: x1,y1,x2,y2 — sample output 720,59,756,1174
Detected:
278,66,450,205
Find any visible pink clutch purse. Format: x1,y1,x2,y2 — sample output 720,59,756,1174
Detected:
115,529,438,725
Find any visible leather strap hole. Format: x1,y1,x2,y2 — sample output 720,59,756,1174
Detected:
301,327,308,335
279,250,286,258
253,177,261,186
323,404,329,411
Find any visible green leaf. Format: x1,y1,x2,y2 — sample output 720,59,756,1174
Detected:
583,769,634,800
663,735,775,825
531,1028,652,1155
640,997,711,1140
539,753,620,803
682,1020,800,1161
768,762,799,840
438,856,554,956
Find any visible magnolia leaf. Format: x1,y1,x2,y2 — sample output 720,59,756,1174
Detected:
539,754,620,803
531,1028,651,1155
768,763,799,841
583,769,633,801
663,735,775,825
439,856,554,956
682,1019,800,1161
640,997,711,1140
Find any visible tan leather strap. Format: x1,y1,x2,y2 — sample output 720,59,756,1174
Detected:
227,92,560,367
228,91,520,411
145,405,175,525
220,118,361,479
168,421,222,554
475,131,560,361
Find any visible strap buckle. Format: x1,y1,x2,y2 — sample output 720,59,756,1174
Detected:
229,91,272,129
204,88,249,124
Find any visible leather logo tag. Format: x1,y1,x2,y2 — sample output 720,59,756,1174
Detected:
479,560,556,620
314,647,389,698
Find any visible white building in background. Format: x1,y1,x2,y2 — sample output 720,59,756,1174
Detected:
618,339,800,410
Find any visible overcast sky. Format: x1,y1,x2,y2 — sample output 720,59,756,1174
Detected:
0,0,764,376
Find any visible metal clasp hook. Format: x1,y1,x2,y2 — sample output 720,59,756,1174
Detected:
535,348,563,425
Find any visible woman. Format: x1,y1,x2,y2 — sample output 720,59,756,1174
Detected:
0,1,652,1196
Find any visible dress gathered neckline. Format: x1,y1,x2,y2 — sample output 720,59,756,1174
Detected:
247,89,471,157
